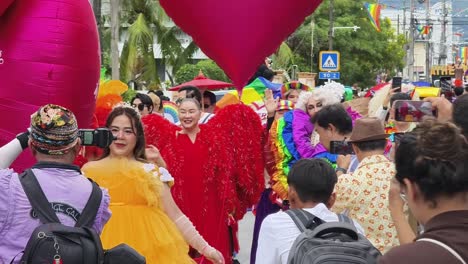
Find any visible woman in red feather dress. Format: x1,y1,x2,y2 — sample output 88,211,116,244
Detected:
142,98,265,264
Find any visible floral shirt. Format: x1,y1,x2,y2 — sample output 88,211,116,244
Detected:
333,155,398,253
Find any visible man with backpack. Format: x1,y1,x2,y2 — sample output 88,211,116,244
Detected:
256,158,373,264
0,104,112,263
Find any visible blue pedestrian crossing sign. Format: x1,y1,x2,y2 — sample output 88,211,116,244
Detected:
319,51,340,72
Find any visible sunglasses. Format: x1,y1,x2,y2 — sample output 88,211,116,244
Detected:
132,103,146,111
203,104,211,109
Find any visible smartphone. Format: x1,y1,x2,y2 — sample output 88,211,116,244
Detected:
439,76,452,90
439,76,454,101
393,132,405,145
78,128,115,148
392,77,402,91
394,100,436,122
330,140,355,155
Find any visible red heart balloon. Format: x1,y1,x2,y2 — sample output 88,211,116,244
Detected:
160,0,323,92
0,0,100,171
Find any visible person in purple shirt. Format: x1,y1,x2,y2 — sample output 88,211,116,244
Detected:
0,104,111,263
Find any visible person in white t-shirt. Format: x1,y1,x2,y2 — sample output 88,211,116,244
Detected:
256,159,365,264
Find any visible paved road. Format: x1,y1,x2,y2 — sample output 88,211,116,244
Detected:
236,212,255,264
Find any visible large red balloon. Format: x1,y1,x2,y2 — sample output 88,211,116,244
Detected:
159,0,324,91
0,0,100,171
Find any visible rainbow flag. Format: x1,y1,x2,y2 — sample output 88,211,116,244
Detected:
459,47,468,64
364,2,381,32
417,25,431,35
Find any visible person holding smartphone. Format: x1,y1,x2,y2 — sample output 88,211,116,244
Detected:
331,117,399,253
376,91,416,160
380,120,468,263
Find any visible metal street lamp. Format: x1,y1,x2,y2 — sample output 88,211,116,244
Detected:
332,26,361,37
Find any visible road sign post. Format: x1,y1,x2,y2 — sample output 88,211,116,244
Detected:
319,72,340,80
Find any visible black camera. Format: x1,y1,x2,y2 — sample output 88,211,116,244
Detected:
78,128,115,148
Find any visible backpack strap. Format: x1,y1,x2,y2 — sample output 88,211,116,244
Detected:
337,213,353,224
83,226,106,264
19,169,61,224
75,179,103,228
285,209,323,232
418,238,467,264
200,113,214,124
19,169,103,227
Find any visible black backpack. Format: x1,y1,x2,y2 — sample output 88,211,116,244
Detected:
285,209,381,264
14,169,105,263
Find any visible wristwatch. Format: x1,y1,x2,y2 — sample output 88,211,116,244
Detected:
16,130,30,150
336,167,347,174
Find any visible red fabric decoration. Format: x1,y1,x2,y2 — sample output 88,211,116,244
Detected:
159,0,324,92
73,154,88,168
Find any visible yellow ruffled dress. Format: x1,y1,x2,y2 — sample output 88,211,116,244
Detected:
82,157,194,264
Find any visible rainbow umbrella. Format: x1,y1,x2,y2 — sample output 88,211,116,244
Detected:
215,77,282,110
163,101,179,123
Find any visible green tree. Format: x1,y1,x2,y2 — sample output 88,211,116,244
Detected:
100,0,199,86
174,64,198,84
174,60,231,84
196,60,230,82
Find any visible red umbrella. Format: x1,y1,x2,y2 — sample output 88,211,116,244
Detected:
169,70,234,91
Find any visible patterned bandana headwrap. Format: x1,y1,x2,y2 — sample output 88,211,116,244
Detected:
30,104,79,155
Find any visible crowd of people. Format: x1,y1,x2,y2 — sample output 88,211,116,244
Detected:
1,72,468,264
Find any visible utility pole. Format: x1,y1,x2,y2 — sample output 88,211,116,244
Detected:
438,0,447,65
425,0,431,82
110,0,120,80
397,14,400,35
403,0,408,40
311,18,315,72
328,0,334,51
92,0,103,64
408,0,415,81
403,0,407,38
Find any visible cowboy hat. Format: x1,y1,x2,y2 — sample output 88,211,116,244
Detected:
349,117,389,143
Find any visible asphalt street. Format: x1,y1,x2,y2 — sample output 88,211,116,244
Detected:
236,212,255,264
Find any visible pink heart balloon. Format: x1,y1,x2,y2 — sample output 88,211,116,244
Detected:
160,0,323,92
0,0,100,171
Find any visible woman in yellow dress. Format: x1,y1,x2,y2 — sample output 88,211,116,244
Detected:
82,105,224,264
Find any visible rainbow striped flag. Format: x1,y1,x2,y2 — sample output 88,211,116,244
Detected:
364,2,382,32
417,25,431,35
459,47,468,64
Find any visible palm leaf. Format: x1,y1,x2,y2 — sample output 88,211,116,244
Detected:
272,42,295,70
120,13,158,86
